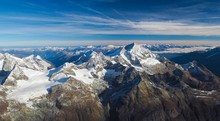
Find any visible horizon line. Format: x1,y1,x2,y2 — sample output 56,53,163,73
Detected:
0,40,220,47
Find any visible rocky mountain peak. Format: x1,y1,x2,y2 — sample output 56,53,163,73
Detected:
124,42,136,51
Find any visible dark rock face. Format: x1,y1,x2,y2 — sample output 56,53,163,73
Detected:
0,100,8,116
0,89,10,120
185,62,220,91
99,61,220,121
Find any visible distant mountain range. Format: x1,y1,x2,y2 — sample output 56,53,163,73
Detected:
172,47,220,77
0,43,219,121
0,44,208,67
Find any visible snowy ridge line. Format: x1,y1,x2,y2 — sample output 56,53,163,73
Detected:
1,43,164,107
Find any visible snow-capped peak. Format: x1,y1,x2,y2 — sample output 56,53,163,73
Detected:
75,51,111,68
113,43,161,67
124,43,157,58
36,55,42,60
23,54,43,61
83,52,111,69
21,55,52,71
0,53,52,72
23,54,35,60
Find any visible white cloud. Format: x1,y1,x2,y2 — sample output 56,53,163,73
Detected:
1,13,220,36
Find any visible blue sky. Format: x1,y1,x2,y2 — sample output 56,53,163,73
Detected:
0,0,220,45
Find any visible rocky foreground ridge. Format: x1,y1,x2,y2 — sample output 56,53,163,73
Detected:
0,43,220,121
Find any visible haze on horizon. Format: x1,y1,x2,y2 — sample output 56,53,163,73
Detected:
0,0,220,46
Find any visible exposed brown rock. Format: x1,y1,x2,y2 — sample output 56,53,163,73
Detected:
47,78,106,121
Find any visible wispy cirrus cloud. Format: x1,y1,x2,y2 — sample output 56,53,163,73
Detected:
0,0,220,40
1,12,220,36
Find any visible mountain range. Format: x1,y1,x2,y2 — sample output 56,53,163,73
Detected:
0,43,219,121
172,47,220,77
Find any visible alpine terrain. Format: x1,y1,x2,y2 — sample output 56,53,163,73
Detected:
0,43,219,121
